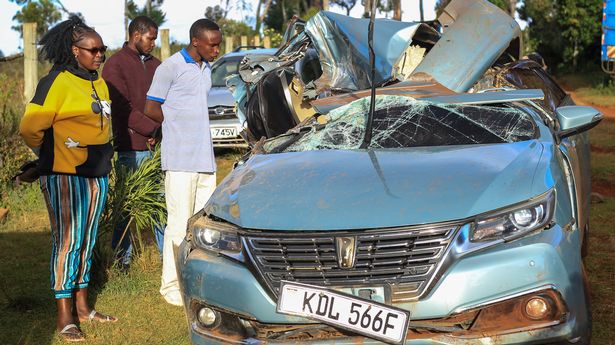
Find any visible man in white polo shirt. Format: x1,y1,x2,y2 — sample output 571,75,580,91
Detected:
144,18,222,306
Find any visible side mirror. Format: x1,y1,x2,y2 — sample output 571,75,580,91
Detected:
556,106,603,138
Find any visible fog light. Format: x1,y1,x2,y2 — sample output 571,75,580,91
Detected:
197,307,218,327
525,296,550,320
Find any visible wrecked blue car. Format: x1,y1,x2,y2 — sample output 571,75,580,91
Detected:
176,0,601,343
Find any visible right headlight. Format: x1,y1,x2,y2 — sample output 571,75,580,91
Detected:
471,189,555,242
188,212,242,253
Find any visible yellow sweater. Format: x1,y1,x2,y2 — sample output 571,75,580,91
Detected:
20,67,113,177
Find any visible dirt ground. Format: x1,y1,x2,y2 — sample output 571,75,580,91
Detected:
568,90,615,118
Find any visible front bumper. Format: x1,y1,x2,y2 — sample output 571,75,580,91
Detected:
177,226,589,344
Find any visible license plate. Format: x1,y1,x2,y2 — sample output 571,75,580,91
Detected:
210,127,237,139
276,281,410,345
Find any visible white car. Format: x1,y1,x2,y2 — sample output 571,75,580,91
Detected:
208,47,278,148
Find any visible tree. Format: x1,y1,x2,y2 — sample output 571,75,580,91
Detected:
264,0,319,32
331,0,357,15
126,0,166,27
205,5,226,23
10,0,62,39
520,0,601,71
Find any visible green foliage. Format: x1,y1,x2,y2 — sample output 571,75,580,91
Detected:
11,0,62,40
126,0,166,27
263,27,283,47
519,0,602,72
205,5,227,22
98,147,166,260
220,19,256,39
0,73,28,199
264,0,324,31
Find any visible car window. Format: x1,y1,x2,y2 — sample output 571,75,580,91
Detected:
211,56,243,87
263,95,537,153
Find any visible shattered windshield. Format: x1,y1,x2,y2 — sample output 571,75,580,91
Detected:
263,95,537,153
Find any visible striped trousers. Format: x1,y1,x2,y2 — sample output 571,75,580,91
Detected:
40,174,109,299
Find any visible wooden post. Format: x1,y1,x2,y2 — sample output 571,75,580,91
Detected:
254,35,261,47
263,36,271,48
240,35,248,47
23,22,37,104
323,0,329,10
160,28,170,61
225,36,234,53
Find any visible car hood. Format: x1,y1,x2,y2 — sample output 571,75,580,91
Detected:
208,87,234,108
205,141,549,230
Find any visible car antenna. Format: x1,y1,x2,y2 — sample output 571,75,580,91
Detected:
359,0,378,149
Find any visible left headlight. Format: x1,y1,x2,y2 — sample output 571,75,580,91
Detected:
189,213,242,253
471,190,555,242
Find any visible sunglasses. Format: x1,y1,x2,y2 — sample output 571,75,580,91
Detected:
75,45,108,55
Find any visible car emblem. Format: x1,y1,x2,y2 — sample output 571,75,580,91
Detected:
336,237,357,269
214,107,225,116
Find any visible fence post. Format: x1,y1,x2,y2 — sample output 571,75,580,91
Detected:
225,36,234,53
240,36,248,47
254,35,261,47
263,36,271,48
23,22,37,104
160,28,170,61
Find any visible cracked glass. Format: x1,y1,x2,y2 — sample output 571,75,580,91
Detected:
263,95,537,153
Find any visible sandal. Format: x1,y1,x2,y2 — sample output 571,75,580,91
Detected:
58,323,85,342
80,309,118,323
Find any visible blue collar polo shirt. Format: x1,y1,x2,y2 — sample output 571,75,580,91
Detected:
146,48,216,173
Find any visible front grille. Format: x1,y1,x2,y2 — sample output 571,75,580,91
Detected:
208,106,236,119
244,224,458,302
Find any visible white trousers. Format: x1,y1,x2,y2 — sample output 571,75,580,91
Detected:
160,170,216,298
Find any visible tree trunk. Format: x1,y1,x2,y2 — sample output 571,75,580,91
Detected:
257,0,273,33
282,0,287,27
323,0,329,10
420,0,424,21
145,0,152,16
363,0,372,18
255,0,262,31
509,0,517,16
124,0,129,41
393,0,401,20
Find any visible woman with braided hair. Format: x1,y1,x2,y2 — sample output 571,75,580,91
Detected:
19,16,117,342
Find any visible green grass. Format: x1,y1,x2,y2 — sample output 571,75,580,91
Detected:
0,149,243,345
558,70,615,107
587,118,615,343
1,118,615,344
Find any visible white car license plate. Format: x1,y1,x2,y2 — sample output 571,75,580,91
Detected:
276,281,410,345
210,127,237,139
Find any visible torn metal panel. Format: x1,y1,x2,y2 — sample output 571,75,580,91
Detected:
412,0,521,92
265,95,537,153
310,75,456,114
305,11,422,92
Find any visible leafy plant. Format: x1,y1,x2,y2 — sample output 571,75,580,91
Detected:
96,146,166,268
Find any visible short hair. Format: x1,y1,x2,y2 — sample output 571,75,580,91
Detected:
128,16,158,36
189,19,220,41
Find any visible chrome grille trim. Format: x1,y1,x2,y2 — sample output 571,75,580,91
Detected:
208,106,236,119
244,223,460,302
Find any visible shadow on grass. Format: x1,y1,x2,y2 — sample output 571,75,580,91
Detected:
0,229,115,345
